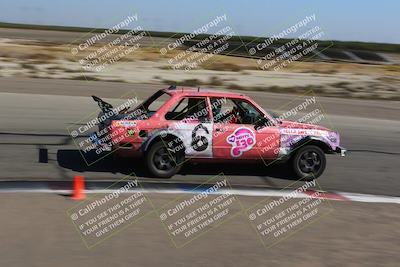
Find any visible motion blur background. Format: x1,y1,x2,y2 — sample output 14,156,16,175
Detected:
0,1,399,266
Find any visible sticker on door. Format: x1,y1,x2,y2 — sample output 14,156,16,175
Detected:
227,127,256,157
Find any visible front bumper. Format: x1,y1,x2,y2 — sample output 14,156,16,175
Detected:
335,146,347,157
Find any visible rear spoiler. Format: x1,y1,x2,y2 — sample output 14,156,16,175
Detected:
92,95,113,112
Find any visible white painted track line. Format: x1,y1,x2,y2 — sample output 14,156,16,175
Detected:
0,182,399,204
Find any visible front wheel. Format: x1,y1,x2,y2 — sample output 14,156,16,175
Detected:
145,141,183,178
291,145,326,180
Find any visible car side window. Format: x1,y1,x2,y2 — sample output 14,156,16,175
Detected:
210,97,264,124
235,99,264,124
165,97,210,122
210,97,237,124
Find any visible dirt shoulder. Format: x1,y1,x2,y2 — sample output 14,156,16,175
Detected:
1,38,400,100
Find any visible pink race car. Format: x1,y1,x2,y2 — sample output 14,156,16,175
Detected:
92,86,346,178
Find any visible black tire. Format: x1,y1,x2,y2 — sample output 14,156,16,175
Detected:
291,145,326,180
145,141,183,178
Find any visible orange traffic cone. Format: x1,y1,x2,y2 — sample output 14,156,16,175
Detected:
72,175,86,200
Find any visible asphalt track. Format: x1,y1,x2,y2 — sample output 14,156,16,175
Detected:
0,193,398,267
0,77,399,196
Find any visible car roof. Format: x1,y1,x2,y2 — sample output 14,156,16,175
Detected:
162,86,246,98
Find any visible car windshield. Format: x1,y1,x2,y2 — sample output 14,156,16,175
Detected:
267,110,280,119
130,90,171,119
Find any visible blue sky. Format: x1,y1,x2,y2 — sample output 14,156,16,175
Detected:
0,0,399,44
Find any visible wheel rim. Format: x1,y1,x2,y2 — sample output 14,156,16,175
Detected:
153,147,175,171
298,150,321,174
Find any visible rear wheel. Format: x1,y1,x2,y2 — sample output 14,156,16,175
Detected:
145,141,183,178
292,145,326,180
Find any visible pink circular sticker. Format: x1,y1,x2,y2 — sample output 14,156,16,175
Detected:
226,127,256,157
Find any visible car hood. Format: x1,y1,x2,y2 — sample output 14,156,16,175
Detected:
278,120,340,149
279,120,330,131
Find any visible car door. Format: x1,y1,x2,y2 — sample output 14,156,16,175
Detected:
211,97,280,159
164,96,213,158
